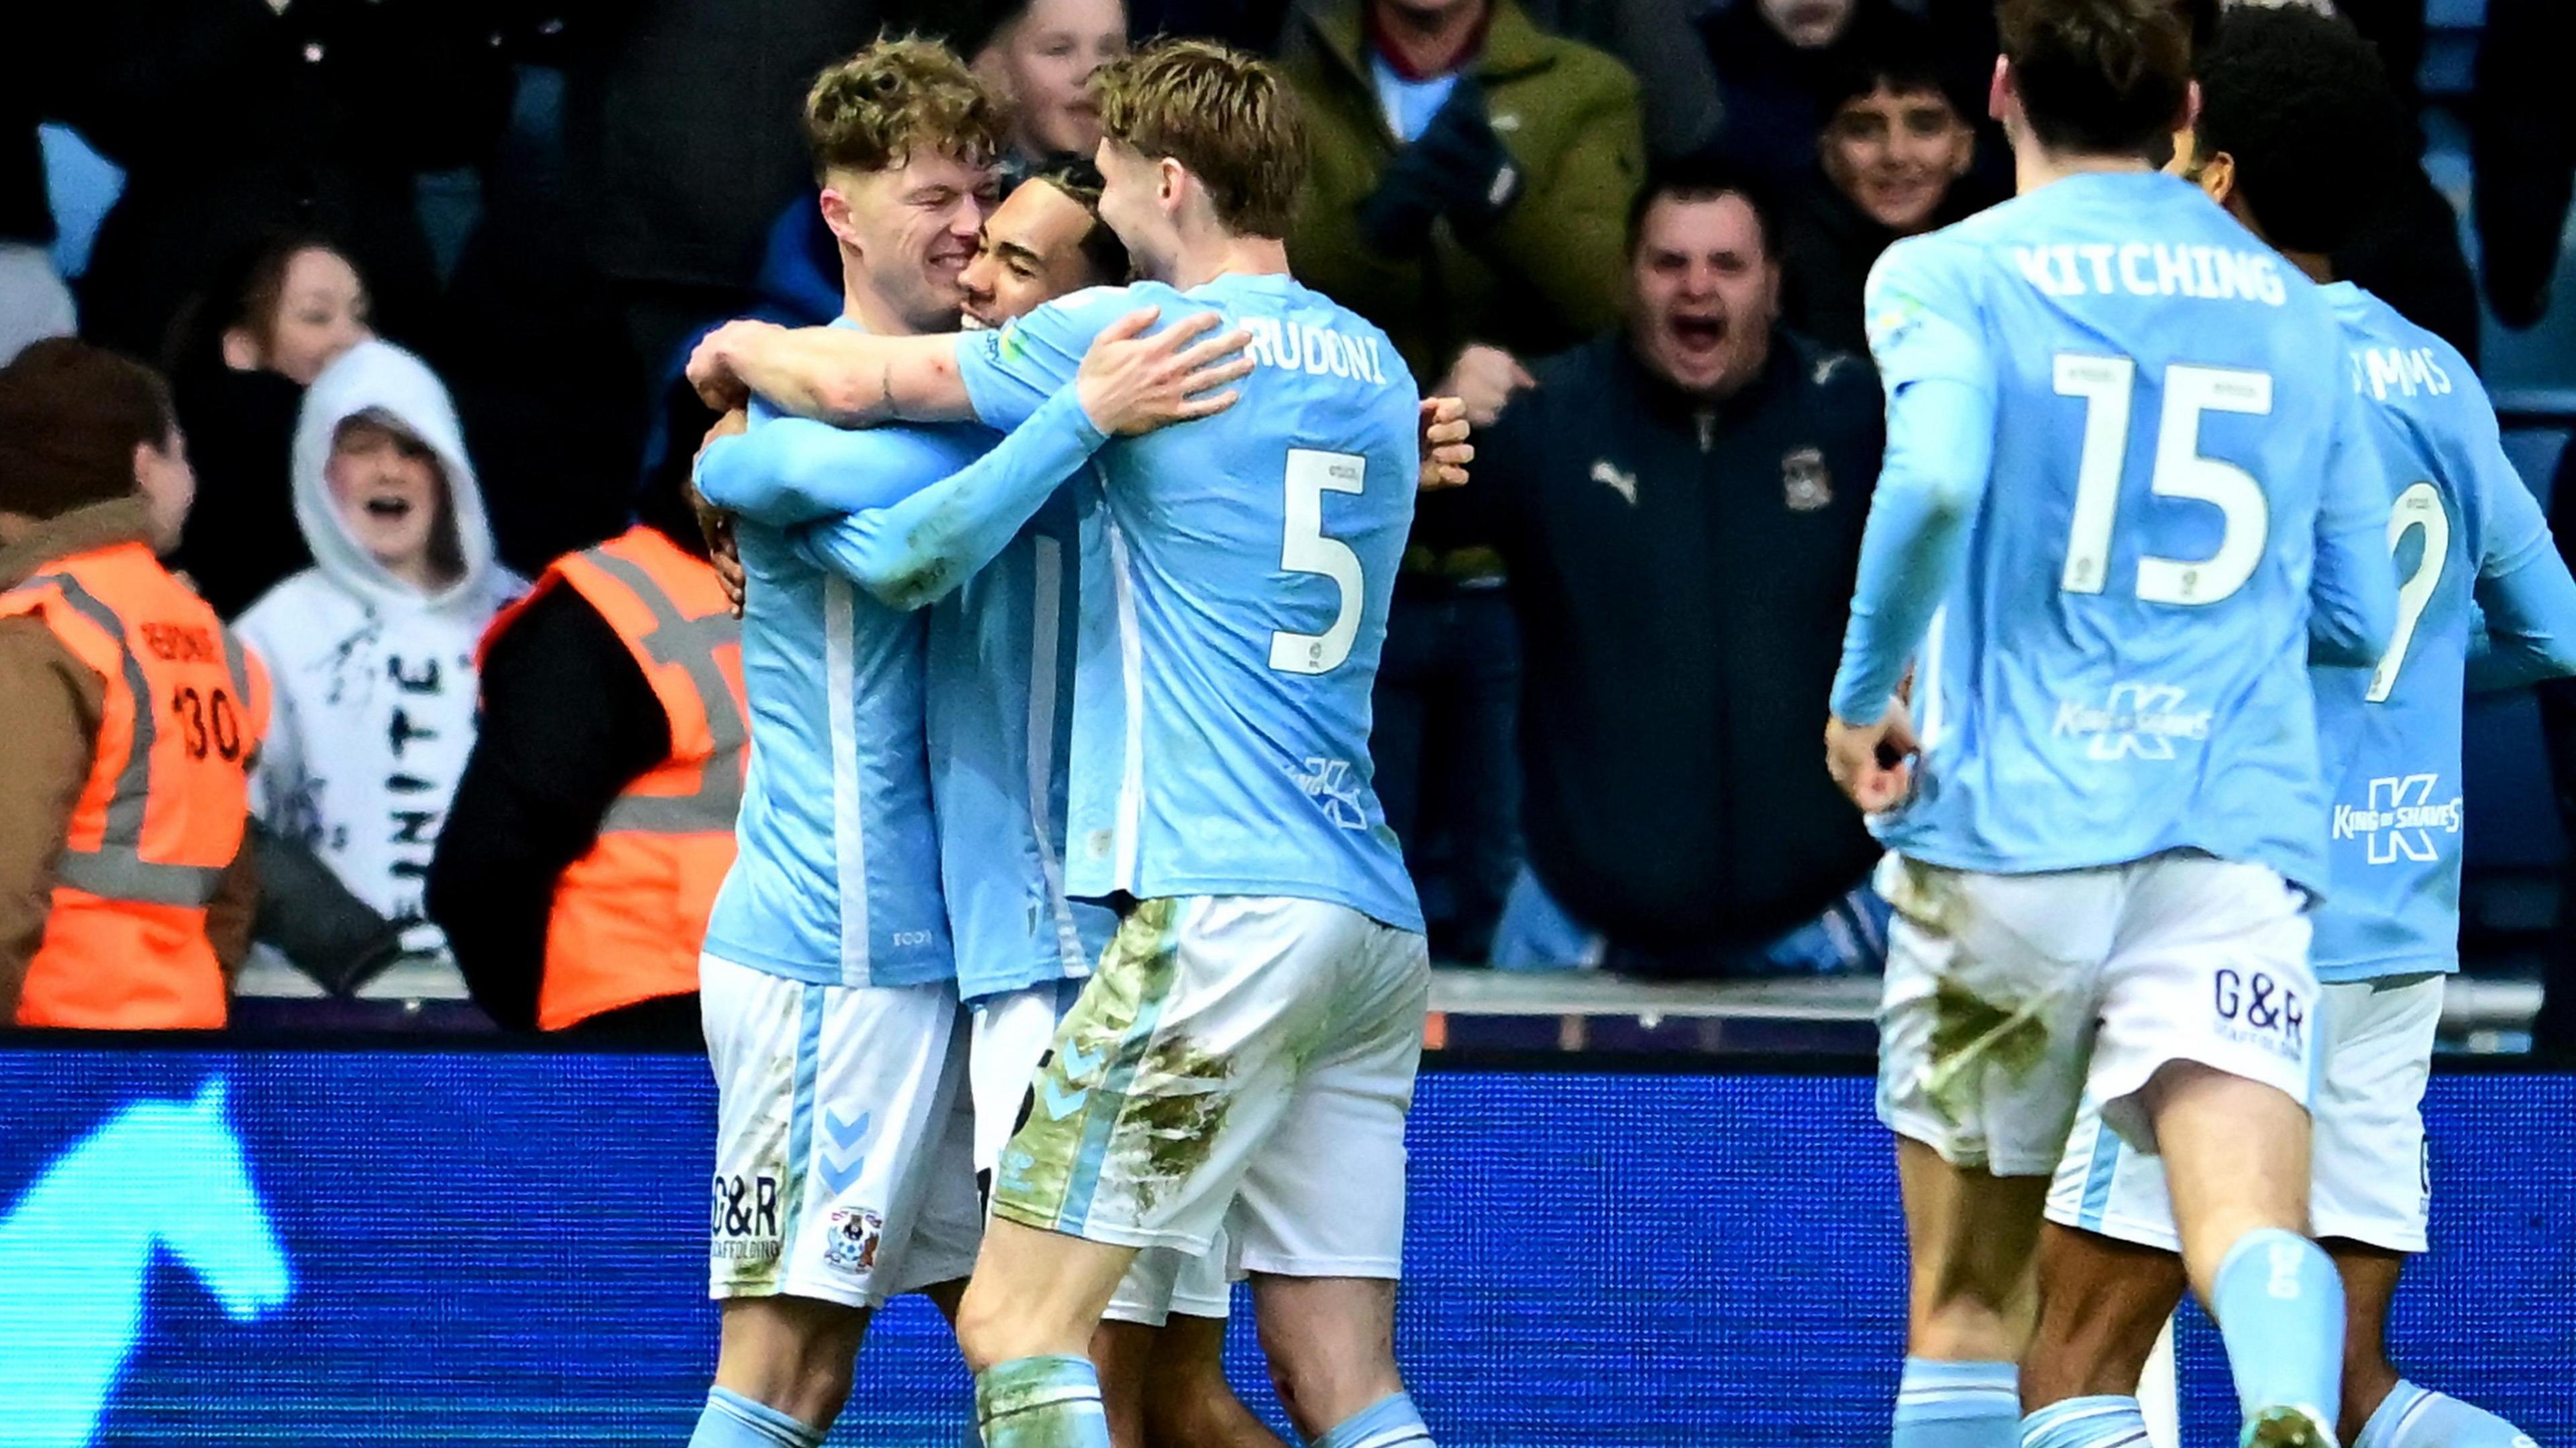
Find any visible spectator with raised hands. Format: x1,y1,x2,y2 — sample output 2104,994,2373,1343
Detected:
1460,161,1888,980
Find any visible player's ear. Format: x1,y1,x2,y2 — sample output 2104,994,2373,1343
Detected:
1156,155,1186,211
2198,151,2236,209
818,186,862,255
1988,55,2012,127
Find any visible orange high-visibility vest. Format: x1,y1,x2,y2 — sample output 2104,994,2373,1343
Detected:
1,542,268,1029
480,526,747,1029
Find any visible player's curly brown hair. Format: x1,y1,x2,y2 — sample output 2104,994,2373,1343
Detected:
803,37,1010,180
1088,40,1307,239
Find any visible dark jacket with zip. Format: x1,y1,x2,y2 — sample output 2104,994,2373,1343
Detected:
1468,329,1886,952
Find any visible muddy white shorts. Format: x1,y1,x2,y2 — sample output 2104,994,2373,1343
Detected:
2047,973,2440,1254
971,978,1234,1323
989,896,1430,1280
702,954,983,1308
1875,850,2319,1177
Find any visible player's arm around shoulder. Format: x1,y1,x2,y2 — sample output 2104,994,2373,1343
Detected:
688,321,973,428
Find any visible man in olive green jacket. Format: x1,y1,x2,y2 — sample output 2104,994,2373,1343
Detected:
1279,0,1645,410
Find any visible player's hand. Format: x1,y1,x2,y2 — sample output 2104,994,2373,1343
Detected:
686,321,781,412
1436,343,1534,429
1418,396,1473,490
1073,306,1256,437
1825,701,1920,815
689,410,748,616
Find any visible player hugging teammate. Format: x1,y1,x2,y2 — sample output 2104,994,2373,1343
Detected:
1829,3,2576,1448
685,32,1468,1448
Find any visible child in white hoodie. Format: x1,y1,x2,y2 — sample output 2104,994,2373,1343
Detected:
235,340,525,978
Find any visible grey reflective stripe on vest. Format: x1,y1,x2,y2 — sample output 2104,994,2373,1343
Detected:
27,573,225,908
219,625,253,702
582,548,747,836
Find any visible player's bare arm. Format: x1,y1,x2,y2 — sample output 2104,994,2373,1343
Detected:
690,322,976,426
689,307,1256,433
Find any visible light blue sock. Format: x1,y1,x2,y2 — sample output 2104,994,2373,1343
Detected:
2022,1395,2153,1448
688,1386,825,1448
2210,1229,2345,1430
2355,1380,2539,1448
1893,1358,2021,1447
975,1353,1110,1448
1315,1390,1437,1448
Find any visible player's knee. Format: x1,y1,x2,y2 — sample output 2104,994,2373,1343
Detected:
1259,1341,1397,1440
1909,1294,2025,1363
714,1299,863,1428
953,1278,1018,1372
1911,1257,2032,1359
1141,1373,1253,1448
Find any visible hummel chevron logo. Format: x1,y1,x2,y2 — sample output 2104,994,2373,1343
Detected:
817,1107,873,1196
1040,1075,1091,1121
1059,1039,1107,1082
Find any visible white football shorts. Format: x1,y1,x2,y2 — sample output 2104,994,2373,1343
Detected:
973,978,1234,1325
2048,973,2442,1254
989,895,1430,1281
1876,850,2319,1177
701,953,983,1309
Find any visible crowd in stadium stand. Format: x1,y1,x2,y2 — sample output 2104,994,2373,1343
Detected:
1,0,2573,1047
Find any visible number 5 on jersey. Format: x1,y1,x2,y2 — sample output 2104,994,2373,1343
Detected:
1271,449,1366,675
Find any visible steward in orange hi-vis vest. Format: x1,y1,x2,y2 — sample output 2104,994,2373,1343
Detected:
429,522,746,1038
0,341,263,1029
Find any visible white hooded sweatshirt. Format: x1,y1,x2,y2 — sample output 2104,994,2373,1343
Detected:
235,341,525,959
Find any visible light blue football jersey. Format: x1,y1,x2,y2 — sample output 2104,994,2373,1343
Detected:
696,394,957,987
957,274,1427,931
1838,172,2397,895
697,371,1129,1001
2311,282,2576,981
922,490,1120,1001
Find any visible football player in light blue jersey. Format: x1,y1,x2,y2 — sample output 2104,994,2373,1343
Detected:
696,158,1287,1448
1821,3,2398,1446
682,44,1250,1448
682,44,1006,1448
2019,12,2576,1448
688,40,1448,1448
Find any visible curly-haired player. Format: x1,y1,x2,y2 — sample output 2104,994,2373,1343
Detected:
683,39,1255,1448
690,40,1454,1448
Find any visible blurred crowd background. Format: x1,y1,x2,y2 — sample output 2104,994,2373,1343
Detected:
4,0,2575,1050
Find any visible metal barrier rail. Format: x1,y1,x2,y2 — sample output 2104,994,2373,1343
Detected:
236,952,2544,1038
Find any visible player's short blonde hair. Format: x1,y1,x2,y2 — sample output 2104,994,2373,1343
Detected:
804,37,1010,179
1089,40,1307,239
